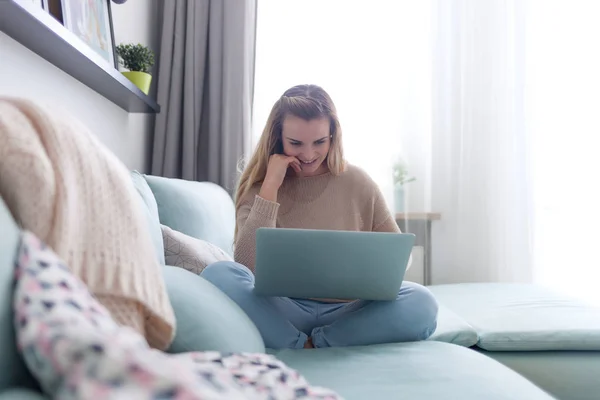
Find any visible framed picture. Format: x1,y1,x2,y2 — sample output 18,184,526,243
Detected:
60,0,116,68
22,0,49,9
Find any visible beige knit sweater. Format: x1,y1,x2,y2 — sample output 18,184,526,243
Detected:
0,98,175,350
235,164,401,271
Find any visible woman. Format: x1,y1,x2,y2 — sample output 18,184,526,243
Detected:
202,84,438,349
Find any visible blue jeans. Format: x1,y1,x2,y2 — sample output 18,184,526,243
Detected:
201,261,439,349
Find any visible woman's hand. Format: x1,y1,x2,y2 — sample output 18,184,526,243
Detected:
259,154,301,202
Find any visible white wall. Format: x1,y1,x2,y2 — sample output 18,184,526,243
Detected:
0,0,160,172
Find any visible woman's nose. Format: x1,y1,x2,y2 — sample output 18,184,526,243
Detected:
301,147,316,159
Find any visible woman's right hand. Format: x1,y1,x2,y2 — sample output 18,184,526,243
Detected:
259,154,301,202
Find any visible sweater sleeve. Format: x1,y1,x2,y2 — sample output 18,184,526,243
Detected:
234,194,280,271
372,185,400,234
371,184,413,270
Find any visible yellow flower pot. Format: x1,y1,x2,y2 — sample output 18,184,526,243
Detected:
122,71,152,95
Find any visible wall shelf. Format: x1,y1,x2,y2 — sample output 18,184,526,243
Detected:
0,0,160,114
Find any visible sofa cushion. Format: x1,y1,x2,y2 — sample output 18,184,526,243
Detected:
427,304,479,347
479,349,600,400
0,198,37,391
429,283,600,351
162,225,233,274
162,266,265,354
130,171,165,265
145,176,235,256
270,341,554,400
0,389,47,400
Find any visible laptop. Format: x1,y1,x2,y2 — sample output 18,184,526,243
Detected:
253,228,415,301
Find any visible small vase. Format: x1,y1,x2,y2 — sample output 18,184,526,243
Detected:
122,71,152,95
394,184,406,213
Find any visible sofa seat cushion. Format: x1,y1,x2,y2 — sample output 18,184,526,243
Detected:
429,283,600,351
479,349,600,400
162,266,265,354
270,341,553,400
427,304,479,347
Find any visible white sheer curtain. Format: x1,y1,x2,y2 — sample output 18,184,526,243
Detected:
253,0,600,302
431,0,533,284
527,0,600,304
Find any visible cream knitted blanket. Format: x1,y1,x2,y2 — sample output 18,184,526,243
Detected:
0,97,175,350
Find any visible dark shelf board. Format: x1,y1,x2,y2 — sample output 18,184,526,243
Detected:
0,0,160,113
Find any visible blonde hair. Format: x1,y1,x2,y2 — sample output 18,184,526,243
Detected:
235,84,346,238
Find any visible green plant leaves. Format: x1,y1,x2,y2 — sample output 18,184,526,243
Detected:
116,43,155,73
392,159,416,186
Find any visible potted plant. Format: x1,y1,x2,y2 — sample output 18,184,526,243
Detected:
116,43,155,95
392,157,416,213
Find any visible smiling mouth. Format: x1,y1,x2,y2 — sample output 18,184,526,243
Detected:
300,159,317,165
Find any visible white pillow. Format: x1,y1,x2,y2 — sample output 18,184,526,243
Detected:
161,225,233,274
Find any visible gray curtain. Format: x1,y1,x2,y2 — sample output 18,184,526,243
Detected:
151,0,256,193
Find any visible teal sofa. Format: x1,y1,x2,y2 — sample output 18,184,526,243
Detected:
2,172,600,399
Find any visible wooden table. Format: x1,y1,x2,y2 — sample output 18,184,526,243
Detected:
395,212,441,285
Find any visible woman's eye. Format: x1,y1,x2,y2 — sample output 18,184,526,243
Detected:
315,140,325,145
290,142,301,147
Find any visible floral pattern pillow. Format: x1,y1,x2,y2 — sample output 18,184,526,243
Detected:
13,231,342,400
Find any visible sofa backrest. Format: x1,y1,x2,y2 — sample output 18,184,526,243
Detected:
143,175,236,256
130,171,166,265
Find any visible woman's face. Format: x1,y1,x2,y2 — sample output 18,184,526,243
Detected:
281,115,331,177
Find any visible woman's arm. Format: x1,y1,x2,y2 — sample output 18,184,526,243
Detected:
234,155,301,270
373,214,401,234
372,186,401,233
371,186,413,270
234,194,279,271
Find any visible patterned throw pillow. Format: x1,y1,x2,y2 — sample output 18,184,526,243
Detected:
13,231,342,400
161,225,233,274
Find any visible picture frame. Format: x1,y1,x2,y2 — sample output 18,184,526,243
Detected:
22,0,49,9
59,0,117,69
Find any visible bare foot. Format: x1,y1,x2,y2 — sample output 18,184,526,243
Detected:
304,337,315,349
